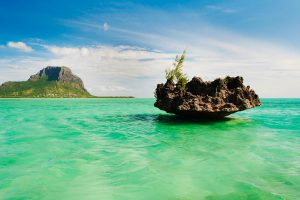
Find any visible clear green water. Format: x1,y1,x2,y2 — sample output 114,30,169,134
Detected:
0,99,299,200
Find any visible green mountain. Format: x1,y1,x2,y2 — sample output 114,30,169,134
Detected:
0,66,93,98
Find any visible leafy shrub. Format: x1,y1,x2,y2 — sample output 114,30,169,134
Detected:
165,50,188,91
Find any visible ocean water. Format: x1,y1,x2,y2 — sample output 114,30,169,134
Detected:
0,98,299,200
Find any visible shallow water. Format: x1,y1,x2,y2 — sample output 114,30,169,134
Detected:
0,98,299,199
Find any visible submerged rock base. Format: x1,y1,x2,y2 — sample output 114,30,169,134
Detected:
154,76,261,119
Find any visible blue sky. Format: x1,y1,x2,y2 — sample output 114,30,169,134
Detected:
0,0,300,97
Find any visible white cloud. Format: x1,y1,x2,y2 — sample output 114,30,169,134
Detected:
103,22,109,31
41,45,173,97
47,46,90,56
7,41,33,52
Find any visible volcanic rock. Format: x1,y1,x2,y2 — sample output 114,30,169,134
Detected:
154,76,261,118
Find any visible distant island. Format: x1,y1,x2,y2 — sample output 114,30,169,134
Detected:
0,66,134,98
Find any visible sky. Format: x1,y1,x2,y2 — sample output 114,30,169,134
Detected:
0,0,300,97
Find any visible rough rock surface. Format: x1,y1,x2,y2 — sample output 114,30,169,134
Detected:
154,76,261,118
29,66,86,90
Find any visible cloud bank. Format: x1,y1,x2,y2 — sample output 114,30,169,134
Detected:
0,45,174,97
1,31,300,98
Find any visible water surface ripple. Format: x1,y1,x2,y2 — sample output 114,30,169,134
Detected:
0,98,299,199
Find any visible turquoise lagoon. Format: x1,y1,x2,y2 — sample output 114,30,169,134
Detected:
0,98,299,199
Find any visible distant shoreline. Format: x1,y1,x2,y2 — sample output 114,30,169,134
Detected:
0,96,135,99
93,96,135,98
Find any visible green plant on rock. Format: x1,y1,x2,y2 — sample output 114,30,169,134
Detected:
165,50,189,91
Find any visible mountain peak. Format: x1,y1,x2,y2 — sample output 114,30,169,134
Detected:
29,66,85,88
